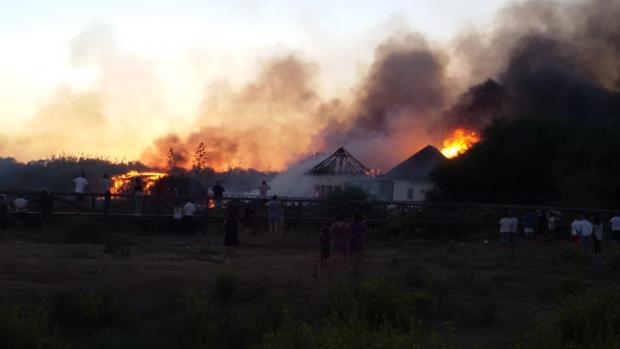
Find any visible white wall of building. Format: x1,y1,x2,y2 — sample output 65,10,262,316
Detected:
392,179,434,201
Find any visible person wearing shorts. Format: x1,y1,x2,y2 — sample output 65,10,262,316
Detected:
499,213,513,246
267,196,281,234
223,207,240,262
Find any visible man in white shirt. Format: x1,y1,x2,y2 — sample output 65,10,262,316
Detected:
258,180,271,199
499,213,512,245
182,199,197,235
73,173,89,204
610,215,620,242
183,199,196,216
12,195,28,228
578,215,593,253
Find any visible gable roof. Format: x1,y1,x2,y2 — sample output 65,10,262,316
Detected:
387,145,446,180
307,147,371,176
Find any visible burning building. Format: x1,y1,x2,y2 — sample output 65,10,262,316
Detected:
386,145,446,201
306,147,392,200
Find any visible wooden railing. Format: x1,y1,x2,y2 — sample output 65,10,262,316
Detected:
1,190,618,232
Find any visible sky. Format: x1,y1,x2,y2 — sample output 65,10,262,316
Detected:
0,0,516,165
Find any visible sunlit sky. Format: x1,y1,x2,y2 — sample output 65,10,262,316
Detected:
0,0,515,162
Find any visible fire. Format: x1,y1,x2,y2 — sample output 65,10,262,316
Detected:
110,170,167,194
440,128,480,158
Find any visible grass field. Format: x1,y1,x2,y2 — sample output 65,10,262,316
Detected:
2,220,620,348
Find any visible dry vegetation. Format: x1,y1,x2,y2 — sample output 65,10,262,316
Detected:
2,219,620,348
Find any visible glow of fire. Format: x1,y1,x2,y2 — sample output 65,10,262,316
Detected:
110,170,167,194
440,128,480,159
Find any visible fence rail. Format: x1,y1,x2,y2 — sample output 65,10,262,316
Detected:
1,190,617,233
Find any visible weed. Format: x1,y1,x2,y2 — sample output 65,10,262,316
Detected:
0,304,61,349
48,288,127,331
211,272,238,301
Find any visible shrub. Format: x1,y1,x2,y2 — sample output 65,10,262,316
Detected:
173,287,291,349
48,288,126,330
0,304,60,349
256,317,448,349
518,290,620,349
329,278,430,331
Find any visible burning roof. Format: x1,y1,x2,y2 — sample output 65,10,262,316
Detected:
307,147,371,176
387,145,446,180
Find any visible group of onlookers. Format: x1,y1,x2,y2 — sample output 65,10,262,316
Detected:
318,212,367,274
498,210,620,254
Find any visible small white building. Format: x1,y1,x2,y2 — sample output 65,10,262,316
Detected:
386,145,446,201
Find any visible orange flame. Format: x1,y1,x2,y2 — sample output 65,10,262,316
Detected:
207,198,216,209
110,170,167,194
440,128,480,159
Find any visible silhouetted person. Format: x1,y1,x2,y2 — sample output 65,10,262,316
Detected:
12,195,28,228
172,201,183,234
593,216,603,255
39,190,53,227
267,195,281,234
223,206,240,262
134,177,144,215
329,213,350,272
73,172,88,205
349,213,366,272
100,174,112,215
243,204,255,236
0,195,9,239
258,180,271,199
212,181,225,208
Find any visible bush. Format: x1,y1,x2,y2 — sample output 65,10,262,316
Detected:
329,278,430,331
48,288,127,331
173,287,291,349
0,304,60,349
257,317,448,349
518,290,620,349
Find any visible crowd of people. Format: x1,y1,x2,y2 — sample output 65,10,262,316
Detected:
497,210,620,254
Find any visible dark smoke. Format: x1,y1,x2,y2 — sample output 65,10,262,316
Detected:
437,0,620,133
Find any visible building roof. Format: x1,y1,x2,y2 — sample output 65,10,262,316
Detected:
307,147,371,176
386,145,446,180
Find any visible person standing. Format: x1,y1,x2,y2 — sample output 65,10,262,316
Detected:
349,213,366,272
39,190,53,227
172,201,183,234
571,217,582,247
499,212,513,246
212,181,225,209
73,173,88,205
523,211,535,241
578,214,593,254
223,207,240,262
133,177,144,215
610,214,620,243
329,213,350,272
509,211,519,250
0,195,10,240
267,196,281,234
12,195,28,228
547,212,557,241
100,174,112,215
182,198,196,235
536,210,547,243
258,180,271,199
592,216,604,255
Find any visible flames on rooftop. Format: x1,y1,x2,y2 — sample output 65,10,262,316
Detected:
440,128,480,159
110,170,167,194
